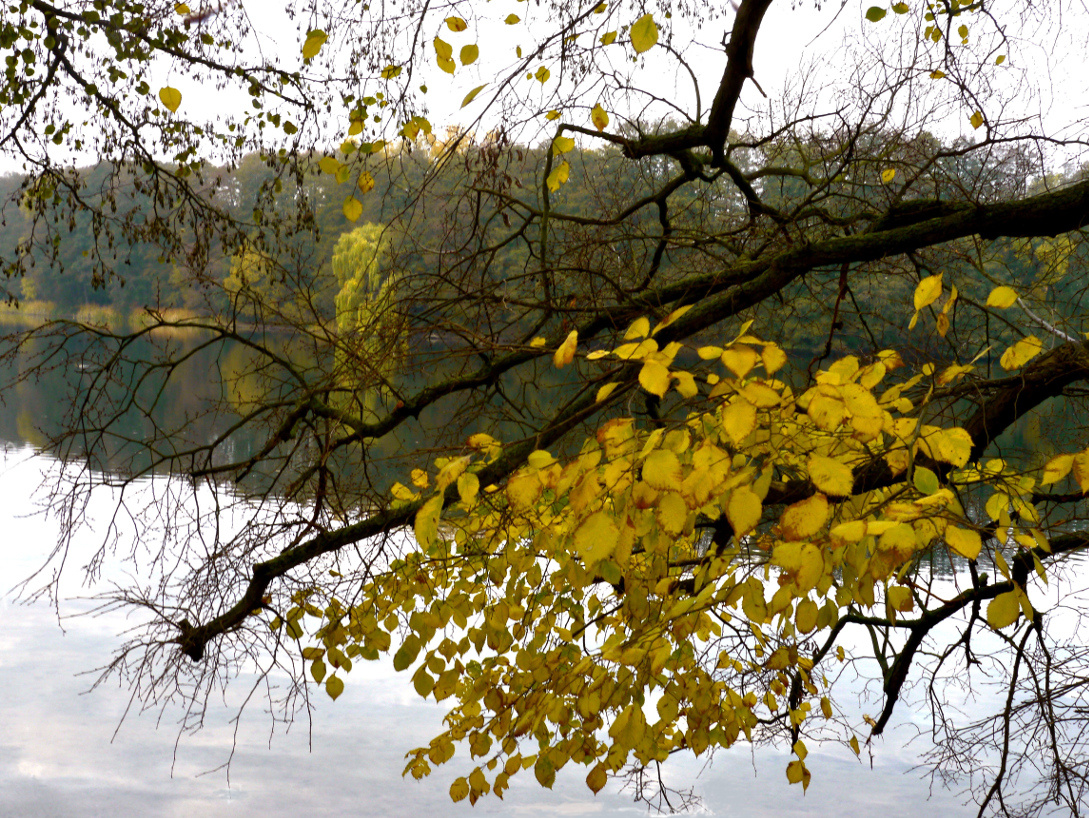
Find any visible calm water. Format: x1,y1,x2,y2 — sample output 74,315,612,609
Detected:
0,333,1022,817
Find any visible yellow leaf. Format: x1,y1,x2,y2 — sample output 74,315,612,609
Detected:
721,345,758,378
741,381,780,407
932,427,973,467
445,16,468,31
638,360,670,397
987,590,1021,629
624,316,650,339
945,525,981,560
930,69,945,79
460,44,479,65
795,599,818,634
380,64,401,79
357,172,375,193
434,37,453,60
721,398,756,445
435,455,469,491
807,454,854,497
158,86,182,113
881,168,896,183
727,486,762,535
786,759,810,788
878,523,916,559
302,30,327,60
437,55,455,73
1041,453,1074,486
535,65,551,83
762,344,788,374
986,286,1018,308
831,520,867,543
457,472,479,505
1073,451,1089,492
505,14,521,24
586,764,608,794
913,273,943,310
780,494,829,540
643,449,683,490
595,382,621,402
575,511,619,563
553,329,577,367
450,777,470,802
414,494,443,549
600,30,617,45
657,491,688,535
850,735,860,755
342,196,363,222
591,103,610,132
630,13,659,53
673,371,698,399
546,161,570,192
326,675,345,700
887,585,913,612
455,84,487,112
552,135,575,155
506,472,540,512
999,336,1043,370
970,110,984,129
652,305,693,333
527,449,555,469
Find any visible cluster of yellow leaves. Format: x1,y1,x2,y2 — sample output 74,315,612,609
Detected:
279,319,1057,803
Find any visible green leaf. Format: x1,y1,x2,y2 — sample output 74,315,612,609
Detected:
302,30,327,60
460,44,479,65
630,14,659,53
912,466,939,495
158,87,182,113
865,6,887,21
892,2,909,11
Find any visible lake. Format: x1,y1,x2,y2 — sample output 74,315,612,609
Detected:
0,332,1043,817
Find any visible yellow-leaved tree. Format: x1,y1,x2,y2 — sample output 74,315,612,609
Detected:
3,0,1089,814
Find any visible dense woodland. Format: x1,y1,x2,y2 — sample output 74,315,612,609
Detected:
2,139,1085,364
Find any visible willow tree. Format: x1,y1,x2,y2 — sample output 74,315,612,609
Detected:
3,0,1089,814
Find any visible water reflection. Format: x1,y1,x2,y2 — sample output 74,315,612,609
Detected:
0,446,983,817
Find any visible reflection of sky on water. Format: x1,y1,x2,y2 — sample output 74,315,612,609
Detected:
0,447,976,817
